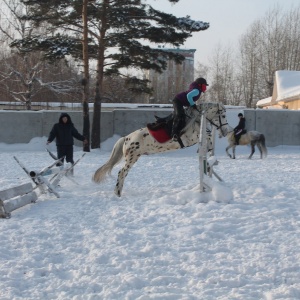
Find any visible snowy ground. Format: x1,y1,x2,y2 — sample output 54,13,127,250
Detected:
1,111,300,300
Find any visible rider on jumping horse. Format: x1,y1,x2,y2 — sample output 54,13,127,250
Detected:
171,77,209,142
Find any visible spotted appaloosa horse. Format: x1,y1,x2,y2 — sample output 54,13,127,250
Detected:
93,102,228,197
225,126,268,159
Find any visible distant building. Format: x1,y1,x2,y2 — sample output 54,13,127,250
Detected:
256,70,300,110
145,48,196,103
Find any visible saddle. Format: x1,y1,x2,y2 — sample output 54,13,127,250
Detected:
146,113,174,143
147,111,193,147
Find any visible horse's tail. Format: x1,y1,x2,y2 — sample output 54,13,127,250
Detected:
260,134,268,158
92,137,125,183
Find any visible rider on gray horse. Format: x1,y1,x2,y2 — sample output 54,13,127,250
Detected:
171,77,209,142
234,113,246,145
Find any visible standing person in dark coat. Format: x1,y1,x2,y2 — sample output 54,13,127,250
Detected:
171,77,209,141
234,113,246,145
47,113,88,165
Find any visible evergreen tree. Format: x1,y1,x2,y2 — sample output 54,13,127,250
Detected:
13,0,209,148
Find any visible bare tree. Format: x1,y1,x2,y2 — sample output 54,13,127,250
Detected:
205,44,236,105
0,0,81,109
101,75,146,103
238,5,300,107
199,4,300,108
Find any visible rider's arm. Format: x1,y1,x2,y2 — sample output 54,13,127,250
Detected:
186,89,200,106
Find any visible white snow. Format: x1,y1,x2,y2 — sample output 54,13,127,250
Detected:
276,70,300,101
1,109,300,299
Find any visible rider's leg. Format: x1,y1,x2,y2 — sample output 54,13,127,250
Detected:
235,133,242,145
171,98,185,140
235,129,242,145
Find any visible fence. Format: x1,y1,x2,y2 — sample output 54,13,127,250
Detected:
0,108,299,147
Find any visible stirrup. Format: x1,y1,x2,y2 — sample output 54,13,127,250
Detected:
172,134,178,142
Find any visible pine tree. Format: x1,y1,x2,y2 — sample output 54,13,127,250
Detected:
14,0,209,148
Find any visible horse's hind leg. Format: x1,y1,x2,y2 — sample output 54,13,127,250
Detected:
114,152,140,197
248,143,255,159
257,144,263,159
232,145,236,159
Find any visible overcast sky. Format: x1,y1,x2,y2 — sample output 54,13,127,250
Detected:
149,0,300,65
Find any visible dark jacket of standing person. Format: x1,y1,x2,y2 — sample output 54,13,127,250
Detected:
172,77,209,141
47,113,87,164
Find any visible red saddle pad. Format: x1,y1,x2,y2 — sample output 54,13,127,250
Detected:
147,127,171,143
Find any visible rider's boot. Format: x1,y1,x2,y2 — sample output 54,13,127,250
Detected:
235,136,239,145
172,116,183,141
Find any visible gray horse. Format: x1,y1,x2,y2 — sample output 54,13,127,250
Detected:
225,126,267,159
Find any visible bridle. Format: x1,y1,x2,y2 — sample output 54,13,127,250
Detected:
185,103,228,136
195,103,228,137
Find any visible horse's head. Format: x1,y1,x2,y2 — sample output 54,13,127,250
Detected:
198,103,228,137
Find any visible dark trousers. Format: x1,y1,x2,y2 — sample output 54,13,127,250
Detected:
57,145,74,164
234,129,244,145
172,98,185,136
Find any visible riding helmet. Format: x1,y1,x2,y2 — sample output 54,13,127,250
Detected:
195,77,209,86
238,113,243,117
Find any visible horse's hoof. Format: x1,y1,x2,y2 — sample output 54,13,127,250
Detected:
114,188,121,197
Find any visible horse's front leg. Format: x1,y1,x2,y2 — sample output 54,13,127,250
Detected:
114,152,140,197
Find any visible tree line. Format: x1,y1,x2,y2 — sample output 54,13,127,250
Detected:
197,4,300,108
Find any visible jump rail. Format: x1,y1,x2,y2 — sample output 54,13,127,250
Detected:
0,183,37,218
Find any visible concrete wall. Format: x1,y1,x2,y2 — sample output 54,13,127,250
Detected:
244,109,300,147
1,108,299,147
0,109,171,146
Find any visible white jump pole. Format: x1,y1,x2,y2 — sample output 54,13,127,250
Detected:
208,126,224,182
211,126,216,156
208,126,216,177
198,111,209,192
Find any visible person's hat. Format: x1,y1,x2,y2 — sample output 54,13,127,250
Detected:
195,77,209,86
238,113,243,117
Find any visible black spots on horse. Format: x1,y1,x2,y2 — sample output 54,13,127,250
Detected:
143,133,149,138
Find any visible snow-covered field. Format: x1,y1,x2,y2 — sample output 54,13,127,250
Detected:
1,110,300,300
